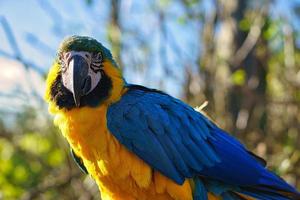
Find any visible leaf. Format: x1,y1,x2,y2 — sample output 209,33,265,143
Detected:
231,69,246,86
47,149,65,167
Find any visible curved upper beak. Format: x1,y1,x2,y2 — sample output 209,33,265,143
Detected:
63,55,91,107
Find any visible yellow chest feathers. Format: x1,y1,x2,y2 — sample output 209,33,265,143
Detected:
53,105,193,200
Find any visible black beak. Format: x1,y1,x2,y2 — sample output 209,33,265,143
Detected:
68,55,91,107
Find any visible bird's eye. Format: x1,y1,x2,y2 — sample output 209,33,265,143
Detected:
92,52,102,61
91,52,103,72
84,53,90,59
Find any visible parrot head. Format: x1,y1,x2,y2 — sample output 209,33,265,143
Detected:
45,35,124,110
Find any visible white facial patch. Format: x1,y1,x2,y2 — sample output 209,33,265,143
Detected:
61,51,102,95
62,58,75,93
87,65,101,94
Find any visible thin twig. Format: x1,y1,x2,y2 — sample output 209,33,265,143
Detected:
0,16,22,59
0,16,46,107
0,16,45,75
230,7,267,67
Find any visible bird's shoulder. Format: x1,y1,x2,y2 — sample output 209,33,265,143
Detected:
106,84,219,184
116,84,171,105
106,84,269,186
109,84,203,116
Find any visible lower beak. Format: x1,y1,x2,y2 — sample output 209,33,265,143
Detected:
67,55,90,107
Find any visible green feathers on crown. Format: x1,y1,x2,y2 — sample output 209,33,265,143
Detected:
58,35,115,64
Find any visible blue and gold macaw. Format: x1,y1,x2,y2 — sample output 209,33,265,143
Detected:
45,36,300,200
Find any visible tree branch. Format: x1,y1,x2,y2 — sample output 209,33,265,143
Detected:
0,16,45,75
230,7,267,68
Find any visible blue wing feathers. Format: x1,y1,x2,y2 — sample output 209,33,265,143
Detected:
183,136,215,167
107,87,217,183
194,178,208,200
156,134,192,176
107,85,300,199
171,137,204,172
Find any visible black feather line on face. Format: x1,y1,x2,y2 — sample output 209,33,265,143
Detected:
91,64,102,73
50,71,112,109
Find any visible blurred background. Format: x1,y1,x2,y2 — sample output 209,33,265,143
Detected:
0,0,299,199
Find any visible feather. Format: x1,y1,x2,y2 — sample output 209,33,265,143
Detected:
193,178,208,200
107,85,300,199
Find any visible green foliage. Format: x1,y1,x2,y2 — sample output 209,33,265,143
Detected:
185,0,200,7
0,138,40,198
158,0,171,8
0,0,299,199
177,15,187,25
239,18,251,31
231,69,246,86
19,133,51,154
0,108,72,199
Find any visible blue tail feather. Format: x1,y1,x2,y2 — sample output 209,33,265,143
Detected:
192,126,300,199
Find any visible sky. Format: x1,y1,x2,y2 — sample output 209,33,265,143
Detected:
0,0,110,113
0,0,109,70
0,0,197,100
0,0,299,113
0,0,299,69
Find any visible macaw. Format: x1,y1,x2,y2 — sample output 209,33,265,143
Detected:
45,35,300,200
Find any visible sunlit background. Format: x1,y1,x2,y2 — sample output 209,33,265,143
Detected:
0,0,299,199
